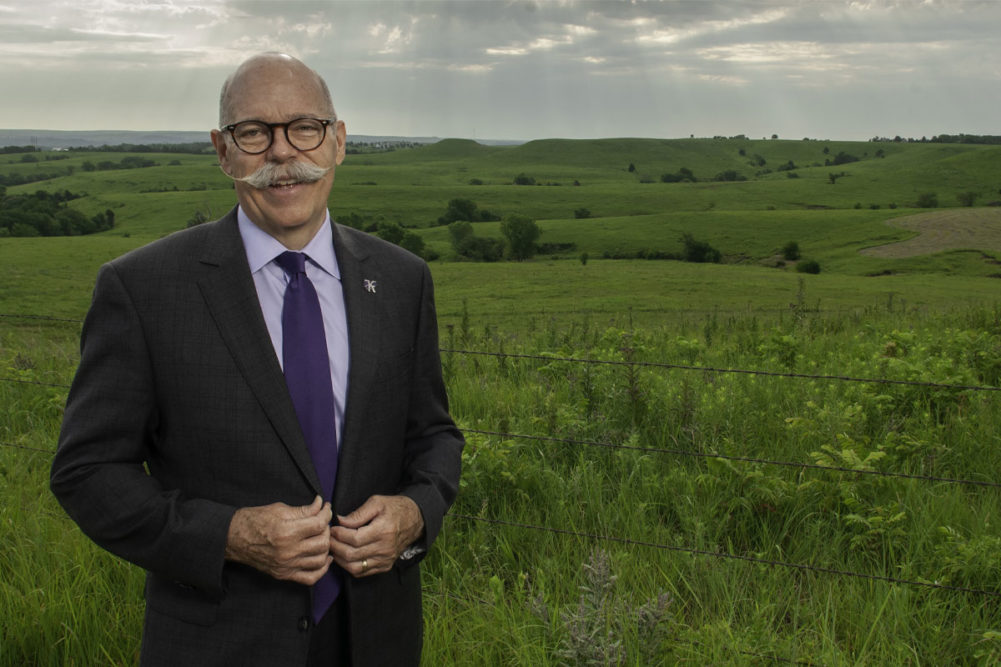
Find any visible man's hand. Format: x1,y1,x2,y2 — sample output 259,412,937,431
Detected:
330,495,424,578
225,495,333,585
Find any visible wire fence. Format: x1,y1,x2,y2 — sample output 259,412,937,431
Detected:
4,309,1001,662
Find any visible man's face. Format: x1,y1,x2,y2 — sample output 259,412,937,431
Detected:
211,62,346,246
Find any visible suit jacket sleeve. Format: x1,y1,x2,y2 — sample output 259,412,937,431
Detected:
50,261,235,596
396,261,463,556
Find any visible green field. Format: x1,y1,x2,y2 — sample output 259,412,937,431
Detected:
3,137,1001,664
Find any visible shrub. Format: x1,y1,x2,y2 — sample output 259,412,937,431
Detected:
660,167,696,183
797,259,821,274
957,191,978,207
782,241,801,261
713,170,746,182
916,192,939,208
574,208,591,219
513,173,535,186
680,233,721,263
831,152,859,165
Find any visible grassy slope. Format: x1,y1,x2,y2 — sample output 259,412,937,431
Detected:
4,138,1001,663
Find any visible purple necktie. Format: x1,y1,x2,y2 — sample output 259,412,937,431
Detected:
275,251,340,623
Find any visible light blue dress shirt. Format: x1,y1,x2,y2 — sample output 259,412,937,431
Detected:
237,206,349,445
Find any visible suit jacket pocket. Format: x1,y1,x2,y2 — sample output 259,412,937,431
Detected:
145,572,220,627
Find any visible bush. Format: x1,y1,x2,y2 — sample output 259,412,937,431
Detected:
831,152,859,165
680,233,721,263
513,173,535,186
916,192,939,208
957,191,978,207
782,241,801,261
660,167,696,183
574,208,591,219
797,260,821,274
713,170,746,182
438,198,499,225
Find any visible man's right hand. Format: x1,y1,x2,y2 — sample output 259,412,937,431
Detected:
225,495,333,585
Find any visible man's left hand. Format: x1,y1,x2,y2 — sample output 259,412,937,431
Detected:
329,495,424,577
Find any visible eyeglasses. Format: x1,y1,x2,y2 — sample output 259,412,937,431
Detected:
223,118,334,154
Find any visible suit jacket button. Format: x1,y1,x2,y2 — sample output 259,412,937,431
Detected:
298,616,311,632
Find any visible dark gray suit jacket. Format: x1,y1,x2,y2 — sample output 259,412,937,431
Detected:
50,208,463,666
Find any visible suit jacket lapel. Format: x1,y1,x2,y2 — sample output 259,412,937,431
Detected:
330,223,380,504
195,208,322,495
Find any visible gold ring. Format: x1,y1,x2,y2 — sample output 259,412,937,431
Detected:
361,558,369,573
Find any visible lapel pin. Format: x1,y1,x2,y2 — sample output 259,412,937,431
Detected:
364,279,377,294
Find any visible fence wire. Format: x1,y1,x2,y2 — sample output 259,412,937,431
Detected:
5,311,1001,615
463,428,1001,489
448,513,1001,599
444,348,1001,393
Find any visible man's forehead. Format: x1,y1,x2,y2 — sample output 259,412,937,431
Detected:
228,73,328,117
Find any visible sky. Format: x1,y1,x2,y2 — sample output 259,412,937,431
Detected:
0,0,998,142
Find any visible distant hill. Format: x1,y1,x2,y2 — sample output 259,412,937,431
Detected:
0,129,521,149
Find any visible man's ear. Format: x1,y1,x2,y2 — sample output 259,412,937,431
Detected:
334,120,347,166
210,129,232,175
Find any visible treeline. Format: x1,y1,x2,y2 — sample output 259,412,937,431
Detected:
67,142,214,154
0,145,38,154
869,134,1001,145
344,141,423,154
0,168,75,187
0,188,114,237
80,155,159,171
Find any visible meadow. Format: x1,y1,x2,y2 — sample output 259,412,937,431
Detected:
3,136,1001,664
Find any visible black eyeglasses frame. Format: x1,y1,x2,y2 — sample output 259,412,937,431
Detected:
222,118,335,155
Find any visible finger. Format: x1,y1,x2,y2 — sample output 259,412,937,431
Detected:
336,496,384,529
298,495,324,517
287,555,334,586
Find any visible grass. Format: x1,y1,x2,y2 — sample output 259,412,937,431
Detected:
4,137,1001,663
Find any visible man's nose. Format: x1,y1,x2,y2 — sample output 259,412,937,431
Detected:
267,126,297,160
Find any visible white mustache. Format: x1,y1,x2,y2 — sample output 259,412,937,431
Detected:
231,161,331,189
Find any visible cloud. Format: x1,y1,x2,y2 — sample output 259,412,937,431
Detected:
1,0,999,139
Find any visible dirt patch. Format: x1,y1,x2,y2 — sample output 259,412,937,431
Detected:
860,208,1001,258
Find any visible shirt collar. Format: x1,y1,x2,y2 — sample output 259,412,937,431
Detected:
237,206,340,280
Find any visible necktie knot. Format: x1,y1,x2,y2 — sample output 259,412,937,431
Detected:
275,251,308,279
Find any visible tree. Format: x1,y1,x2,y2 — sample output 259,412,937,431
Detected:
438,198,499,225
500,214,541,261
796,260,821,274
628,163,636,173
187,209,209,227
513,173,535,186
957,191,978,207
448,220,474,251
574,208,591,219
375,221,406,245
438,198,479,225
680,233,721,263
916,192,938,208
782,241,800,261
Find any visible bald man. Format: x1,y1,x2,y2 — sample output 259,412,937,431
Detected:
51,53,463,667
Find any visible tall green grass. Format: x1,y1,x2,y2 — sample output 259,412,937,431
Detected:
4,136,1001,663
4,298,1001,663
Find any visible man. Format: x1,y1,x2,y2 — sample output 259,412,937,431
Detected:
50,53,463,666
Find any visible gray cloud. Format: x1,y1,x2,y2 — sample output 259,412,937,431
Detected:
0,0,997,139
